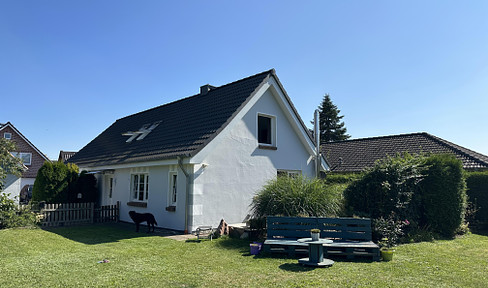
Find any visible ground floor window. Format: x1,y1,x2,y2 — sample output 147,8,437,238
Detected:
277,170,301,178
169,172,177,206
131,174,149,201
108,177,114,198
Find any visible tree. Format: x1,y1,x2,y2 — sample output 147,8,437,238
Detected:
32,161,79,203
316,94,350,143
0,138,24,192
0,139,37,229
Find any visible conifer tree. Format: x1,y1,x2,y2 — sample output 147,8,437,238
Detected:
316,94,350,143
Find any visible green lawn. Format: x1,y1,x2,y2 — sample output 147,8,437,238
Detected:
1,224,487,287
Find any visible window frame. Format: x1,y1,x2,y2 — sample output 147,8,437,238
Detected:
108,177,114,199
277,169,301,178
4,132,12,140
20,153,32,166
168,172,178,206
10,152,32,166
130,173,149,202
257,113,277,147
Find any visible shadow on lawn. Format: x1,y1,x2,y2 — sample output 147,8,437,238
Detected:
43,222,179,245
279,263,317,272
213,237,378,264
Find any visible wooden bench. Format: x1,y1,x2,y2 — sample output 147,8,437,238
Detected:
263,216,380,261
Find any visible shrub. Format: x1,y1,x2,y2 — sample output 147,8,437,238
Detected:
324,173,360,184
373,212,409,248
344,153,467,240
420,154,467,237
465,171,488,224
0,192,38,229
250,175,341,218
0,138,24,191
32,162,79,203
344,153,425,222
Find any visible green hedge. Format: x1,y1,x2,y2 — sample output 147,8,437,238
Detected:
344,153,467,239
466,171,488,223
324,173,360,184
344,153,424,221
420,154,466,237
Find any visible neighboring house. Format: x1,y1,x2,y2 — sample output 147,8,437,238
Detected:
0,122,50,203
69,69,327,232
58,151,77,163
321,132,488,173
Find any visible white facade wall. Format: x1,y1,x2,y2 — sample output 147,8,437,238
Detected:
190,87,315,229
3,175,21,201
2,176,34,203
97,164,190,231
82,82,318,232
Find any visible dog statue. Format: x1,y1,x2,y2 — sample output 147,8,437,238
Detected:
128,211,157,233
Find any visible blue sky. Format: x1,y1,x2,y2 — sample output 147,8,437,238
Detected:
2,1,488,159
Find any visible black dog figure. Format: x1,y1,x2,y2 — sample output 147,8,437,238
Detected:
128,211,157,233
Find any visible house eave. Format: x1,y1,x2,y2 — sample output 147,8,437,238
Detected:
74,154,193,170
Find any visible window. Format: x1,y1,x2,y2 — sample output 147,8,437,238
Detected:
169,172,177,206
11,152,32,165
258,114,276,146
4,132,11,140
277,170,301,178
108,177,114,199
131,174,149,201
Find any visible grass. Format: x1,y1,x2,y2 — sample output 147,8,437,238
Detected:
1,224,487,287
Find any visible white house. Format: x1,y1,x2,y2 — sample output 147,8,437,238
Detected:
69,70,328,232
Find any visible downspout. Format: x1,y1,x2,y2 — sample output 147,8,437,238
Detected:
314,109,321,178
178,156,191,234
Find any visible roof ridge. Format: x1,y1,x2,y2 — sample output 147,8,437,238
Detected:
117,69,275,122
323,132,427,144
424,133,488,166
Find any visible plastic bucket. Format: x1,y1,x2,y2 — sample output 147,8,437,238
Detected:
250,242,262,255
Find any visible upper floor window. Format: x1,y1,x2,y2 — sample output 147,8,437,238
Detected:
4,132,11,140
11,152,32,166
258,114,276,146
131,174,149,202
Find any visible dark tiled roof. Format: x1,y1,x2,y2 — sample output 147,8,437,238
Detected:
58,151,77,163
69,70,274,167
321,132,488,172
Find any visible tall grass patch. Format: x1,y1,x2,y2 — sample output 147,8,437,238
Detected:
250,175,342,218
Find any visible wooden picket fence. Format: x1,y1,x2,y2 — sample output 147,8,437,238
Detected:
39,201,119,227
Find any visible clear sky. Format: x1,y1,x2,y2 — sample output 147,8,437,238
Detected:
2,1,487,160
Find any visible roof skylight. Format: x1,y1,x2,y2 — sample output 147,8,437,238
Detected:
122,121,161,143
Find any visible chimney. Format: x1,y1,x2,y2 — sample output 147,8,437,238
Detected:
200,84,215,95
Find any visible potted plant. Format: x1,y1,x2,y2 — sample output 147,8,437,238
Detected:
374,213,409,261
310,228,321,241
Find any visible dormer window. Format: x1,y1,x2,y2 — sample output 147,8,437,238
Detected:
4,132,11,140
257,114,276,148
